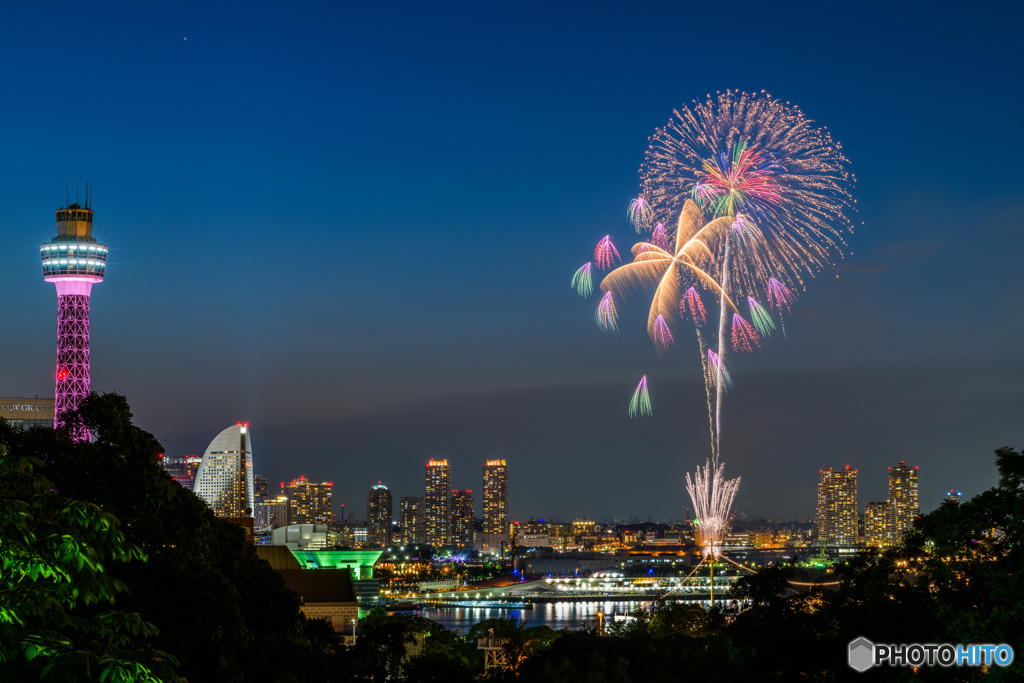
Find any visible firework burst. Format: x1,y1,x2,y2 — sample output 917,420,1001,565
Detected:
595,291,618,334
629,375,652,418
747,297,775,337
627,195,654,232
685,460,741,556
571,263,593,297
641,90,855,295
594,236,621,270
731,314,759,353
680,286,707,325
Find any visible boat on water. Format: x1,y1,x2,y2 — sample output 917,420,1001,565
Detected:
423,600,533,610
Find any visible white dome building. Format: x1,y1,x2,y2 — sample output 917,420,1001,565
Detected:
194,423,254,518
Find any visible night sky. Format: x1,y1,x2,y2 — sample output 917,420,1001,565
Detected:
2,2,1022,523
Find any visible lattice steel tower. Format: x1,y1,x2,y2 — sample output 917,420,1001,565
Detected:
40,189,107,438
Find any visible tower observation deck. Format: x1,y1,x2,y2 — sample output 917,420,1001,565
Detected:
40,192,107,438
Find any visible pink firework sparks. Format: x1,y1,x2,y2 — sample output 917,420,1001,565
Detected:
651,222,671,250
767,277,798,313
653,315,674,351
731,212,755,236
627,195,654,232
594,235,621,270
680,286,707,325
731,313,760,353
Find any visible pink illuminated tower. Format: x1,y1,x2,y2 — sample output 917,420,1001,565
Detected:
40,190,107,438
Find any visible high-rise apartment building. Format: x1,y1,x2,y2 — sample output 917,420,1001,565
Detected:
425,459,452,548
285,476,333,525
254,475,269,500
482,459,509,535
400,496,426,546
816,465,858,546
367,482,393,547
160,454,203,491
451,490,475,549
889,461,919,542
864,501,893,547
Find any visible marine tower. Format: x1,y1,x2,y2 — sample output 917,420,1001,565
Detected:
40,189,107,439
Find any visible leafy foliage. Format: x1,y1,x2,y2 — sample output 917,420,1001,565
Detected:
0,420,177,681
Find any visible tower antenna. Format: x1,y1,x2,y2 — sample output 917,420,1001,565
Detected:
76,182,79,205
66,182,68,208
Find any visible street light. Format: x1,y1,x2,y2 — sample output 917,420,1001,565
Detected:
597,611,604,636
352,618,358,645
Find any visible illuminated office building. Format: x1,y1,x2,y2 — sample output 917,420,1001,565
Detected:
160,454,203,491
257,495,290,529
285,476,333,525
400,496,426,546
425,459,452,547
816,465,858,546
194,424,254,518
888,461,919,541
482,459,508,535
864,501,893,547
367,482,393,547
451,489,474,549
0,398,54,430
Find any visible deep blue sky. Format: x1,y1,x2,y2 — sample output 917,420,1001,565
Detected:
2,1,1022,523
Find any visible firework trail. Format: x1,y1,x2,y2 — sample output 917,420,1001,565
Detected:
731,314,759,353
628,195,654,232
680,286,707,325
685,460,741,557
747,297,775,337
571,263,593,297
651,222,671,250
629,375,652,418
595,291,618,334
594,236,621,270
653,315,675,352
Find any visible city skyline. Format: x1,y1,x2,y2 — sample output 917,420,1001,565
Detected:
0,3,1021,521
